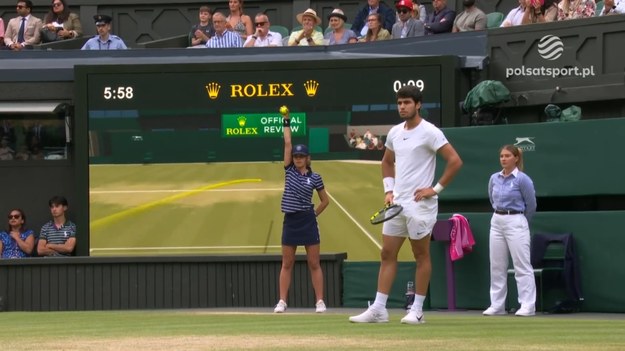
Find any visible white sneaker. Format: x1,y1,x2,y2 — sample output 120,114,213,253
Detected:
482,307,507,316
515,305,535,316
315,300,327,313
401,310,426,324
348,307,389,323
273,300,287,313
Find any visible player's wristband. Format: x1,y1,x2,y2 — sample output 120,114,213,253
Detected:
433,182,444,194
383,177,395,193
283,119,290,127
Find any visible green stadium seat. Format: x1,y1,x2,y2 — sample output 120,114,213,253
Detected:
269,25,289,38
595,0,604,16
486,12,505,29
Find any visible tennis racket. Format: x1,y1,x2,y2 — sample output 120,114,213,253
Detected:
369,203,403,225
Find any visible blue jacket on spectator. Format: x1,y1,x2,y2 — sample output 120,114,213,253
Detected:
424,7,456,34
352,1,396,36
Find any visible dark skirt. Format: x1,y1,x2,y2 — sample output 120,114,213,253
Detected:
282,210,320,246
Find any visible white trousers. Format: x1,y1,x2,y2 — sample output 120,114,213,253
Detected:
488,213,536,310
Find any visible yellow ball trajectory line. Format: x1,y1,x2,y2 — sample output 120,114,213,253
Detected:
91,178,262,229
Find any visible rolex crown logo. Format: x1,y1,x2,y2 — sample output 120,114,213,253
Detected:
303,80,319,97
237,116,247,127
205,82,221,100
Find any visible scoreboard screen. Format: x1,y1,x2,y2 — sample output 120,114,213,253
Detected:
75,56,459,163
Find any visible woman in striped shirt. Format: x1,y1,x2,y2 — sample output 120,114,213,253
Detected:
274,109,329,314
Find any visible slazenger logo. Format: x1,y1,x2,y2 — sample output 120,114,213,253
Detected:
514,137,535,152
537,35,564,61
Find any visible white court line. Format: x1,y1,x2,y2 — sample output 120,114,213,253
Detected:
90,245,282,253
90,188,283,194
326,191,382,251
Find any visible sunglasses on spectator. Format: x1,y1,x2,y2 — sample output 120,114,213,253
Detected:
397,8,410,14
53,2,63,7
8,214,21,219
255,22,267,27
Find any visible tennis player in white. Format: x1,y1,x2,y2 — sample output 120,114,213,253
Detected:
349,85,463,324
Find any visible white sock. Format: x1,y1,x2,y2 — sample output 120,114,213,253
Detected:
410,294,426,312
371,292,388,310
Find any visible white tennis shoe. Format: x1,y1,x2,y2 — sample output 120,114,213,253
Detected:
273,299,287,313
349,307,389,323
315,300,327,313
482,306,507,316
515,305,535,316
400,310,426,324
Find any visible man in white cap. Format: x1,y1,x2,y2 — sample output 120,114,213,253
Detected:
81,14,127,50
288,8,323,46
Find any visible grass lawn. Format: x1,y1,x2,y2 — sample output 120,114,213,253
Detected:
1,310,624,350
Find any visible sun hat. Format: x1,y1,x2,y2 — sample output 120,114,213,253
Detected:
328,8,348,22
296,8,322,25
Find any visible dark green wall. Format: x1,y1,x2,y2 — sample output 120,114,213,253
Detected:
438,118,625,200
429,211,625,313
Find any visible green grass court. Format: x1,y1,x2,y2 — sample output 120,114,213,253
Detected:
89,161,416,261
1,309,624,350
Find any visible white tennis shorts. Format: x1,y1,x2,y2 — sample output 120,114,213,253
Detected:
382,197,438,240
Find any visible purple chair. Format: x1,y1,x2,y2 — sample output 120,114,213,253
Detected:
432,219,458,310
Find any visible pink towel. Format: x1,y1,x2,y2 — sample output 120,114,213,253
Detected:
449,214,475,261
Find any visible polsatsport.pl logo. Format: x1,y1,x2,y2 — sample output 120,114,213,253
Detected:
505,35,596,79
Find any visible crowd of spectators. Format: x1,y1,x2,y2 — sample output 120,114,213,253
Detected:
348,128,386,150
0,0,617,50
0,119,65,161
0,196,76,258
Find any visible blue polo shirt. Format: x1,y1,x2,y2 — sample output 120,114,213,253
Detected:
281,163,324,213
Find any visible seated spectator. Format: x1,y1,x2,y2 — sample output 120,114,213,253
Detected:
360,13,391,42
30,144,44,160
288,9,324,46
1,210,34,257
392,0,425,39
600,0,625,15
41,0,82,43
0,209,35,258
206,12,242,48
325,9,358,45
424,0,456,34
1,119,15,144
413,0,428,22
0,136,14,160
0,18,5,44
244,13,282,47
452,0,486,32
522,0,559,23
352,0,396,38
81,15,127,50
557,0,596,19
189,6,214,47
37,195,76,257
14,145,29,160
226,0,253,42
3,0,43,50
501,0,527,27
